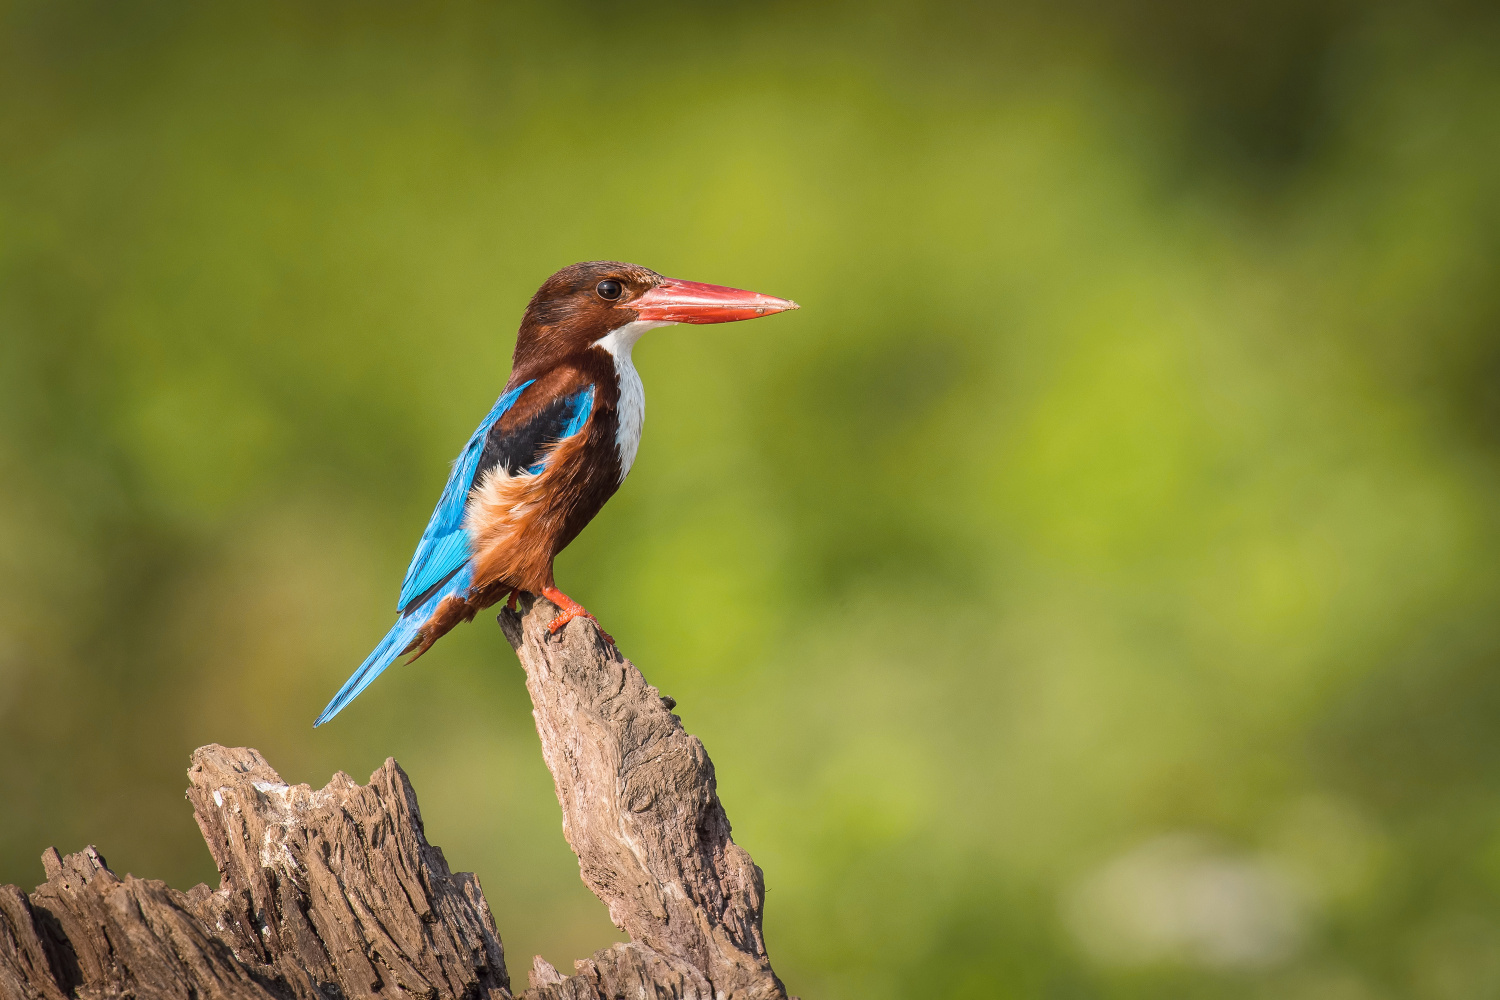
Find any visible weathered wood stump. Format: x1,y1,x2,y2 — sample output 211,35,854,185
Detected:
0,747,508,1000
0,597,789,1000
499,596,787,1000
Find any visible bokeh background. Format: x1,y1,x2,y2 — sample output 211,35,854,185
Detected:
4,1,1500,996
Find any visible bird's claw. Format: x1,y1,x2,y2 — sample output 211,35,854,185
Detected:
546,609,614,646
541,587,614,645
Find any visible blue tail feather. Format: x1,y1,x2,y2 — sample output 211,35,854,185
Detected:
314,565,472,727
313,615,423,727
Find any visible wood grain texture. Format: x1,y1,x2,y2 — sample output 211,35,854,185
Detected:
185,746,509,1000
0,749,509,1000
499,596,789,1000
0,603,791,1000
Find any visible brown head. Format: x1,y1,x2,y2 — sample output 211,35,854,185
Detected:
508,260,798,382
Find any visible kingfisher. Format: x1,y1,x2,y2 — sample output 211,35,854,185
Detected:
314,261,798,726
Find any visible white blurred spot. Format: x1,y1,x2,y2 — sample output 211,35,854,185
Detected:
1065,832,1307,969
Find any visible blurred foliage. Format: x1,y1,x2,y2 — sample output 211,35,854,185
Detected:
3,1,1500,997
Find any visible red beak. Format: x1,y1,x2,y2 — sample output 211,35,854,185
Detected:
630,278,799,325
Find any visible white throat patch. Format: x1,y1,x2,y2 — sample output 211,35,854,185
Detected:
592,320,669,482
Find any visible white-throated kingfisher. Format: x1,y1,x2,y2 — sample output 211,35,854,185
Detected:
315,261,798,726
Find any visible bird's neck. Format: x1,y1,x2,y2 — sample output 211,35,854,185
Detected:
592,320,667,481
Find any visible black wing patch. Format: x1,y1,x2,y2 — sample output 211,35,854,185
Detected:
474,385,595,481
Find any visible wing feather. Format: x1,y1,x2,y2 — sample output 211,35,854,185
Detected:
396,379,533,612
393,378,596,614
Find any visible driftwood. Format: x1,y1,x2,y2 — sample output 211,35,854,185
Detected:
0,597,789,1000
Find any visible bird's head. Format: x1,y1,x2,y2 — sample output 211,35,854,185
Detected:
510,261,798,378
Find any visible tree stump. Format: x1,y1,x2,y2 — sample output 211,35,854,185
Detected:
498,596,787,1000
0,597,790,1000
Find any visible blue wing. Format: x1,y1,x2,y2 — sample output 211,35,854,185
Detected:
395,380,535,613
315,378,597,727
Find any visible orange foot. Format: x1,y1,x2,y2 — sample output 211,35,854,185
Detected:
504,587,519,612
541,586,614,645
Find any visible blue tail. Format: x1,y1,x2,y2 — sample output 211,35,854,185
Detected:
313,615,423,727
314,567,471,727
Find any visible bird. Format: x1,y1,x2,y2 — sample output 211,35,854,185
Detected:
314,261,799,726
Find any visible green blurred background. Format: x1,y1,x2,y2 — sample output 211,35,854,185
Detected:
4,1,1500,996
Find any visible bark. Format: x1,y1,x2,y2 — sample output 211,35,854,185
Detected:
1,747,508,1000
498,597,788,1000
0,597,789,1000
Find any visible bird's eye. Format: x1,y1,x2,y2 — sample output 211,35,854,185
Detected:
596,279,623,300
